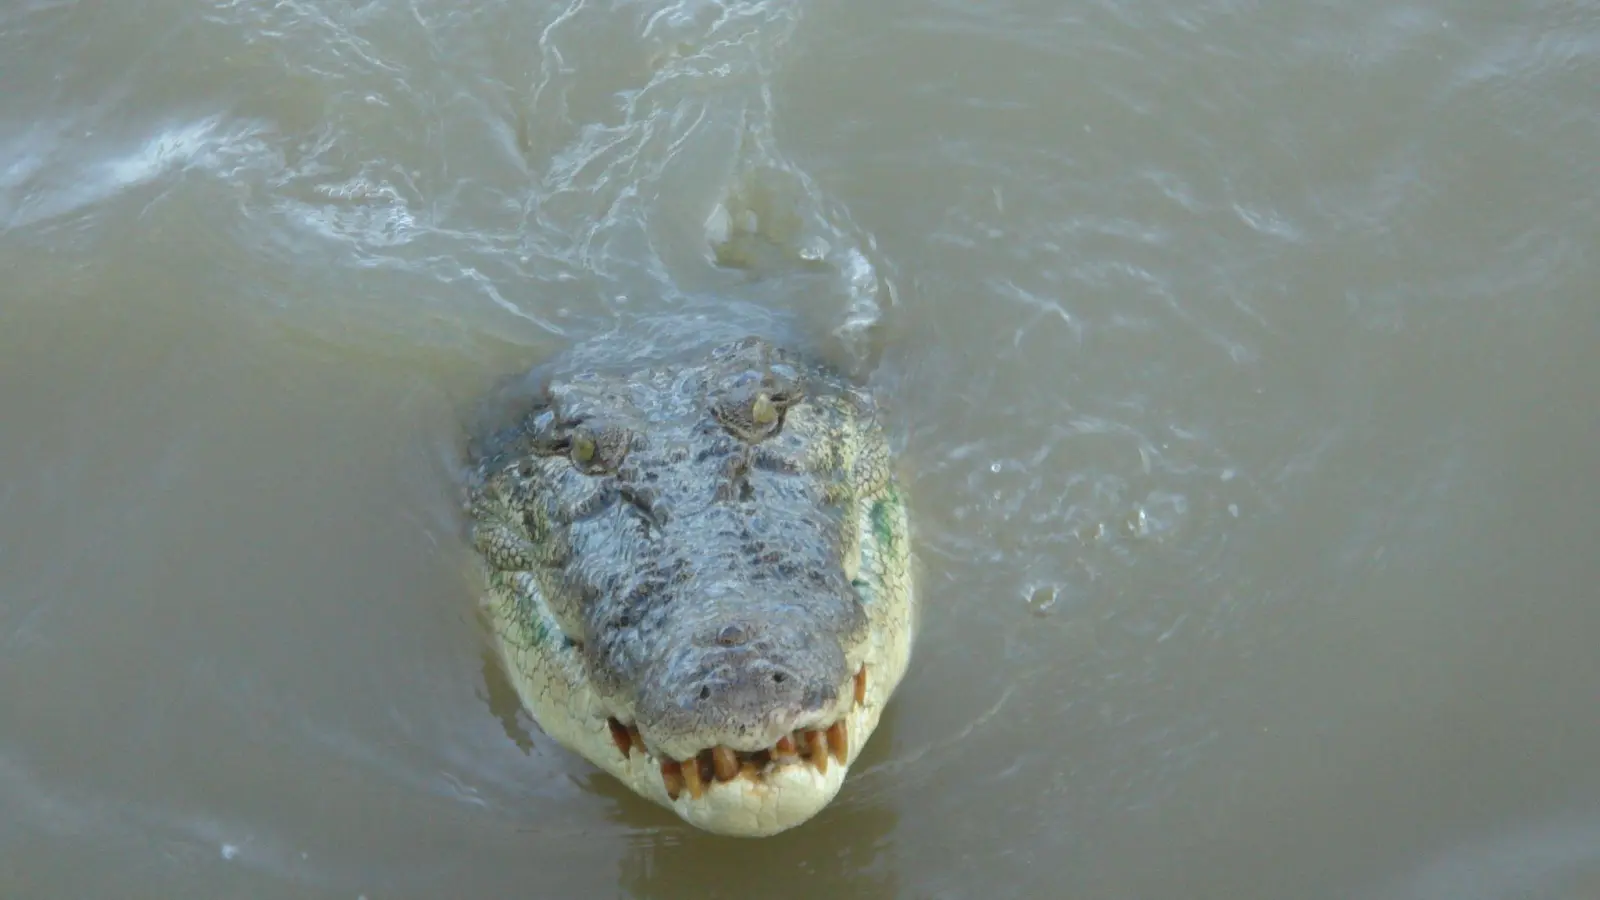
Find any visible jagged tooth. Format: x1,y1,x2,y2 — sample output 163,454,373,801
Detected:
827,720,848,764
660,759,684,800
697,750,715,786
739,761,762,781
806,730,829,774
711,746,738,782
629,727,646,756
854,665,868,706
607,718,631,757
775,734,797,756
681,754,705,799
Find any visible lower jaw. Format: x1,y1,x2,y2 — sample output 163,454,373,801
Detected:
590,696,883,837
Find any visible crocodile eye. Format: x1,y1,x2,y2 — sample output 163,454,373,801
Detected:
570,430,597,465
750,393,778,426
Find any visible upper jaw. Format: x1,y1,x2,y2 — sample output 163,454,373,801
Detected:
602,663,869,801
615,634,861,761
635,659,865,761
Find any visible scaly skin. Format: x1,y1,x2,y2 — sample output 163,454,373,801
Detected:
464,336,915,836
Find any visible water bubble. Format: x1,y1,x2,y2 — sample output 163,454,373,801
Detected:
1120,506,1151,538
1027,585,1060,617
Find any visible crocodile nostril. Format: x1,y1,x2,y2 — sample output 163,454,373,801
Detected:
772,672,786,684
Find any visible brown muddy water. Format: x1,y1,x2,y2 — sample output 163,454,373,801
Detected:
2,1,1599,897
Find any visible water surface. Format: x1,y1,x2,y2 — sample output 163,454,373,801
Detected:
2,0,1598,897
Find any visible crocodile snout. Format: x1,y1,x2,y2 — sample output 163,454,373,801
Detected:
633,620,850,760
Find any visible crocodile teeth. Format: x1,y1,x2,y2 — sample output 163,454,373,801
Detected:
629,726,646,755
681,754,706,799
607,718,632,757
660,759,685,800
711,746,739,782
649,724,854,799
827,720,848,764
806,730,829,774
854,665,868,706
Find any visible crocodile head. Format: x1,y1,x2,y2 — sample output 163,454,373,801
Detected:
467,337,915,836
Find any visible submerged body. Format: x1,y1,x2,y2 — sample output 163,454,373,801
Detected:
464,336,915,836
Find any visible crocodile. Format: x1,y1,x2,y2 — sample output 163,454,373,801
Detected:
464,335,915,837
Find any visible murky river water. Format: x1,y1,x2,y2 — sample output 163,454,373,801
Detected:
3,0,1598,897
